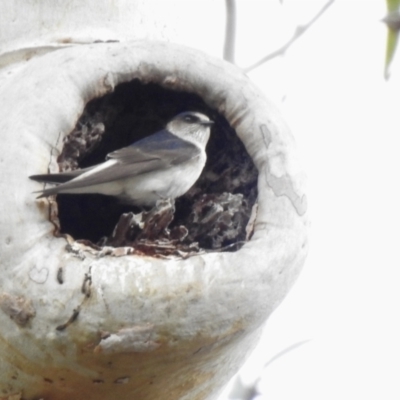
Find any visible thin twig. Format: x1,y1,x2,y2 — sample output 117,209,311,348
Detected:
227,339,312,400
223,0,237,63
263,339,311,369
243,0,335,73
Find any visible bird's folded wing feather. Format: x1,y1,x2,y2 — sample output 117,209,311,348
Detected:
29,166,97,183
107,130,199,165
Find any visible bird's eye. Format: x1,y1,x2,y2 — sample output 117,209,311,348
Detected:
183,115,199,123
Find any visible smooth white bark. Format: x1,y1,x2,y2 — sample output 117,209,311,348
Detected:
0,2,307,397
0,41,307,399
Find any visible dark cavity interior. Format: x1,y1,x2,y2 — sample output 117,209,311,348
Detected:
54,80,258,256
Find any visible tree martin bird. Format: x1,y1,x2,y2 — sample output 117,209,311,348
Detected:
30,111,213,206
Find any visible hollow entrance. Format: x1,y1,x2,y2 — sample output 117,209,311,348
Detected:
53,80,258,256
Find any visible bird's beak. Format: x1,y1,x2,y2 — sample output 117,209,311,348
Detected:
202,120,214,126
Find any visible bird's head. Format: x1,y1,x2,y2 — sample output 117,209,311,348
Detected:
166,111,213,147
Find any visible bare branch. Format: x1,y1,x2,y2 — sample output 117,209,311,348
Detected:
243,0,335,73
223,0,237,63
263,339,311,369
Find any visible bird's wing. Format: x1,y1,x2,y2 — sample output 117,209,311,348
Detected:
29,166,96,184
33,130,200,193
107,130,199,165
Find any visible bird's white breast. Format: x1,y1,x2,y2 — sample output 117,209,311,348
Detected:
121,151,206,206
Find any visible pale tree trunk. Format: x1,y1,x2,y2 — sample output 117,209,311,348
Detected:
0,2,308,399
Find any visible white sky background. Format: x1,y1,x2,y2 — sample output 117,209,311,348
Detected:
202,0,400,399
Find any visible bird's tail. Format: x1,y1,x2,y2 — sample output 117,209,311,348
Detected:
29,168,91,198
29,168,90,184
33,186,62,199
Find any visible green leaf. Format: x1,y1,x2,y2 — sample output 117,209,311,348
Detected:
385,28,399,78
387,0,400,12
384,0,400,78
